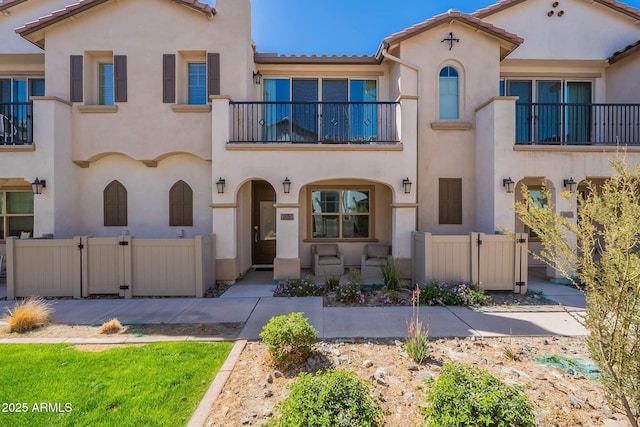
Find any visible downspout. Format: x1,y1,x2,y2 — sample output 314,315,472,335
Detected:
380,47,421,232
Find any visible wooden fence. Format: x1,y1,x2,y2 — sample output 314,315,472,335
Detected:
412,232,528,293
5,235,216,299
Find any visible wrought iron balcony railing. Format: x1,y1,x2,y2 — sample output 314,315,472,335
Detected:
230,101,399,144
0,102,33,145
515,103,640,145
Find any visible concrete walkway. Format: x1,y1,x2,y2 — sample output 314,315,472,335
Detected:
0,269,588,341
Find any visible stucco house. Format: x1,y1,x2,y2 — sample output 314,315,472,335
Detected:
1,0,640,293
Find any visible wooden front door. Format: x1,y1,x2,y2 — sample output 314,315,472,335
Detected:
252,181,276,265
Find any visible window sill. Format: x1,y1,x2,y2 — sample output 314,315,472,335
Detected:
430,121,472,131
171,104,212,113
77,105,118,114
0,144,35,152
303,238,379,243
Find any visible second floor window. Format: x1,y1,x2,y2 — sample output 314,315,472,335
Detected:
188,63,207,105
439,66,459,120
98,63,114,105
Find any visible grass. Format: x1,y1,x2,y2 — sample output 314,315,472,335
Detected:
0,342,233,426
3,296,54,333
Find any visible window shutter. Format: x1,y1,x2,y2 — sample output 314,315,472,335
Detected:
70,55,83,103
439,178,462,225
114,55,127,103
163,54,176,103
104,181,128,227
170,180,193,226
207,52,220,97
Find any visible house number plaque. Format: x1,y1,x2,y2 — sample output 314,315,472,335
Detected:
281,213,294,221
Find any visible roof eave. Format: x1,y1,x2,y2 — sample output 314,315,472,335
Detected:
0,0,29,13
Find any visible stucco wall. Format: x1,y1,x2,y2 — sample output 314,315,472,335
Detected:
606,53,640,103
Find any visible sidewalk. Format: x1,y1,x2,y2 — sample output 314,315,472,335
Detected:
0,271,588,342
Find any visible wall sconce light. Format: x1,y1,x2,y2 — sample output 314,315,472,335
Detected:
253,71,262,85
402,177,412,194
31,178,46,195
503,177,515,194
282,177,291,194
564,177,577,192
216,177,226,194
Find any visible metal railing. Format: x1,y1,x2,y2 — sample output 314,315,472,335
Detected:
515,103,640,145
230,101,399,144
0,102,33,145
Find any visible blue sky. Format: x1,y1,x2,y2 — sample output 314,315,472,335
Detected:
243,0,640,55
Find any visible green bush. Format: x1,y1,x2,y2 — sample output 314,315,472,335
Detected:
268,370,384,427
422,363,535,427
259,312,318,367
380,259,400,290
324,276,340,292
419,281,490,307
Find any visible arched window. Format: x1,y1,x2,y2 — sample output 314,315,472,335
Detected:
169,180,193,226
439,66,459,120
104,180,127,226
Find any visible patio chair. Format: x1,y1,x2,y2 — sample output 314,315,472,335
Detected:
0,114,17,144
311,244,344,277
361,244,392,282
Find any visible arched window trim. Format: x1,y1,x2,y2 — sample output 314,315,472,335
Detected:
438,65,460,120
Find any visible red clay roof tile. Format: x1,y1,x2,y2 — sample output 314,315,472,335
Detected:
608,39,640,64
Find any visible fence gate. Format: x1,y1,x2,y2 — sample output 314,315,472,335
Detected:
81,236,132,298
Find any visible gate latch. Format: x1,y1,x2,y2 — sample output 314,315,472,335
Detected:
119,241,129,246
119,285,129,290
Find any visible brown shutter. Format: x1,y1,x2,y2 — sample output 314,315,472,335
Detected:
439,178,462,225
207,52,220,97
114,55,127,102
104,181,128,227
170,180,193,226
70,55,83,103
163,54,176,103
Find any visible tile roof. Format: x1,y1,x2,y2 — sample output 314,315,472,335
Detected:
254,53,379,64
15,0,215,39
607,39,640,64
473,0,640,21
378,10,523,59
0,0,28,12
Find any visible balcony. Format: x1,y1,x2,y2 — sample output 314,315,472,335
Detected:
0,102,33,145
515,103,640,145
229,101,399,144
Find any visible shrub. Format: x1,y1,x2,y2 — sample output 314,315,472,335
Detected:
406,285,430,364
324,276,340,292
419,281,490,307
268,370,384,427
423,363,535,427
99,318,124,334
259,312,318,367
347,268,363,286
380,259,400,290
335,281,364,305
3,296,54,333
274,277,324,297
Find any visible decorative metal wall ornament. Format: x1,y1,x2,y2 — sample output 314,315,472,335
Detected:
441,32,460,50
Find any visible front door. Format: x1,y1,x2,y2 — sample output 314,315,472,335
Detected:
252,181,276,265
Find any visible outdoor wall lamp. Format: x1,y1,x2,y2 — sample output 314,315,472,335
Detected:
564,177,577,193
402,177,412,194
503,177,515,194
253,71,262,85
282,177,291,194
31,178,46,195
216,177,226,194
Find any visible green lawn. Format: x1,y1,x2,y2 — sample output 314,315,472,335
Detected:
0,342,233,427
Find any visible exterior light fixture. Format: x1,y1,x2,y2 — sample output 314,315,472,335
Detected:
253,71,262,85
282,177,291,194
402,177,412,194
564,177,577,193
503,177,515,194
216,177,226,194
31,178,46,195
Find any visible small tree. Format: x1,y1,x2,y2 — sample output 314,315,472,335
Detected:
512,154,639,426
